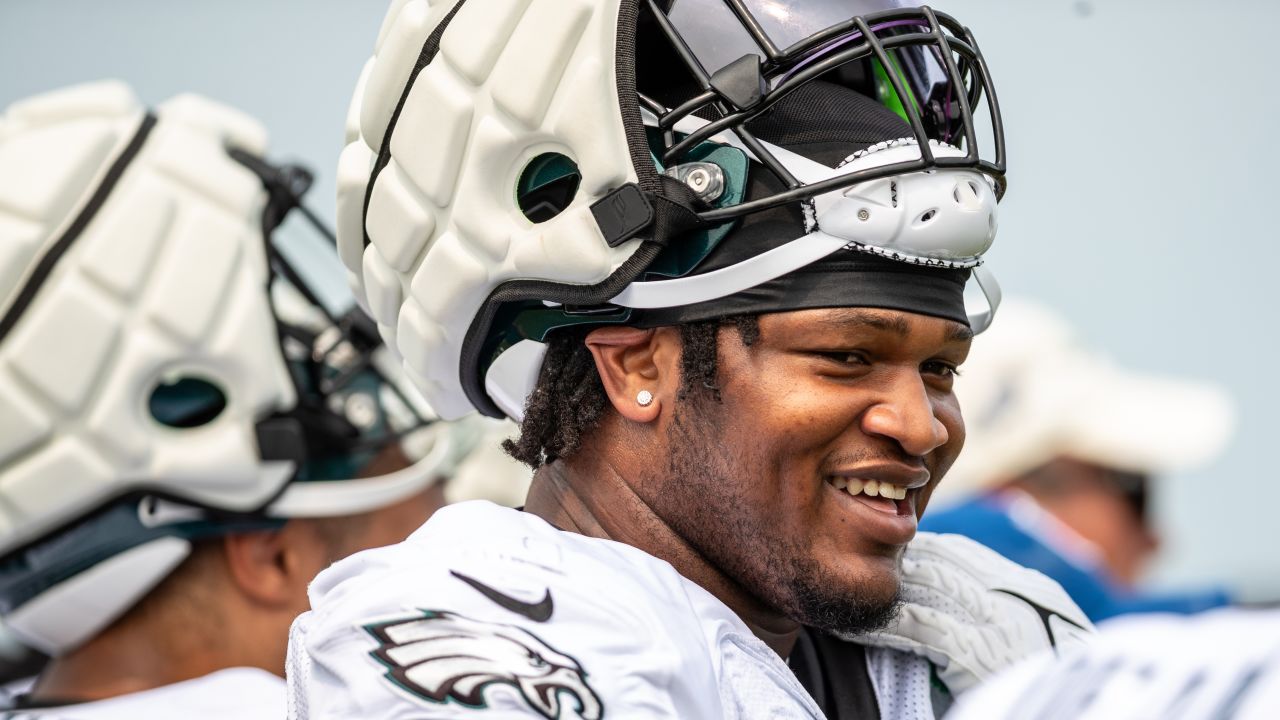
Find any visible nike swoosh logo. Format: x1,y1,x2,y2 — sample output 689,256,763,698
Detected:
993,588,1088,647
451,570,554,623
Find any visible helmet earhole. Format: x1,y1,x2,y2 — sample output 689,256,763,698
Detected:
149,376,227,429
517,153,581,224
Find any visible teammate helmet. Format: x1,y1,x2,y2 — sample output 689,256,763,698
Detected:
0,81,454,654
342,0,1005,421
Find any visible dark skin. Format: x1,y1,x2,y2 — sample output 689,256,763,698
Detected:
526,307,972,657
30,445,447,704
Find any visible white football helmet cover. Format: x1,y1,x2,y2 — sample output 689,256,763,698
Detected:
0,81,453,654
342,0,1007,421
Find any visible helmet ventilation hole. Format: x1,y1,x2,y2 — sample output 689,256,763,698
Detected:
149,376,227,429
517,153,581,223
953,180,983,204
918,209,938,224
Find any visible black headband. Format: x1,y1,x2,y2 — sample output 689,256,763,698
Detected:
634,248,971,328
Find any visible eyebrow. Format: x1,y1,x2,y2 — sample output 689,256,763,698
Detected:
820,308,974,343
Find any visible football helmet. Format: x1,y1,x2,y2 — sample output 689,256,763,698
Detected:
0,81,458,653
342,0,1005,420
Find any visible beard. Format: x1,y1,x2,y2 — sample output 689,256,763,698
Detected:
647,397,901,637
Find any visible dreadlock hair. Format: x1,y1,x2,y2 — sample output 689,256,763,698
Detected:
503,315,760,469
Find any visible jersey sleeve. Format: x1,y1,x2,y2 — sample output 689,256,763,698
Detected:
286,505,724,719
945,609,1280,720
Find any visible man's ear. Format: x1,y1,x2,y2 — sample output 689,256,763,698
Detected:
221,523,326,610
584,326,681,423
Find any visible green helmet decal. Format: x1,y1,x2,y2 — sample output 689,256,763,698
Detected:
872,55,922,126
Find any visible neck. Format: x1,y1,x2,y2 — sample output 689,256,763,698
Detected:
525,450,801,658
30,580,281,703
34,643,212,704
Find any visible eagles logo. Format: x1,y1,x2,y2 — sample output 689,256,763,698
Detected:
365,610,604,719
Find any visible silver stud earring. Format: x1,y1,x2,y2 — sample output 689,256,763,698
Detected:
636,390,654,407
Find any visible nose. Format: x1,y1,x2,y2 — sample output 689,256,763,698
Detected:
859,371,950,458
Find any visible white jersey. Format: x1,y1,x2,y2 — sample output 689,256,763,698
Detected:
1,667,284,719
946,609,1280,720
286,501,942,719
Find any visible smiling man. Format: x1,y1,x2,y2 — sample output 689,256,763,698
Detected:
508,305,974,657
287,1,1089,718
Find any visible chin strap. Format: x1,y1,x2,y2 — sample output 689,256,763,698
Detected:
591,176,708,249
968,264,1002,334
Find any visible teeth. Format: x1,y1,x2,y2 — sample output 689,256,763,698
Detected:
829,477,908,501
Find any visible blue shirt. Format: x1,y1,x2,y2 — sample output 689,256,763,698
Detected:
920,495,1230,622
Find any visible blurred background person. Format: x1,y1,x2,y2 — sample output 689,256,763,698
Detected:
946,607,1280,720
922,298,1234,621
0,81,510,717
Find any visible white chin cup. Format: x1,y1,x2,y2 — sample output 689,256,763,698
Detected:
666,112,999,264
739,136,999,267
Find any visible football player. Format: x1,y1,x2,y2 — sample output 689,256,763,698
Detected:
0,81,475,717
287,1,1091,718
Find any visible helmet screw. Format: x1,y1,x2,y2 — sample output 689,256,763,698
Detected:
687,168,710,192
858,209,871,221
662,162,725,203
345,393,379,429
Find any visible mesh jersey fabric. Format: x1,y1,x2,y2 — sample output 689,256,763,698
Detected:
789,627,881,719
746,80,919,168
867,645,938,720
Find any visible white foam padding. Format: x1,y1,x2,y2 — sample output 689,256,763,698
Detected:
342,0,642,419
0,81,298,556
366,162,437,272
0,82,139,318
7,280,121,412
77,173,176,298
